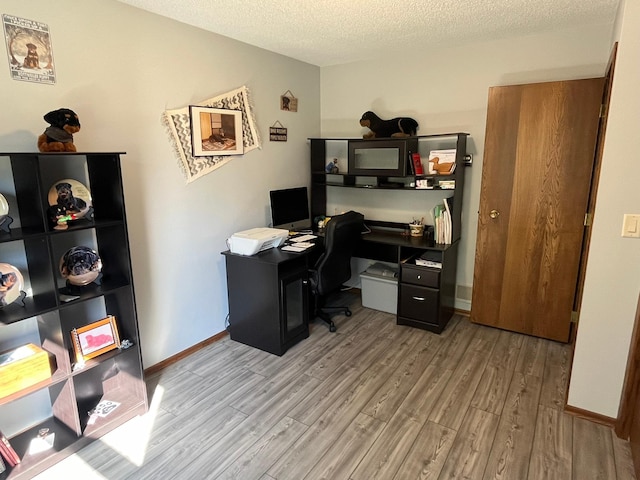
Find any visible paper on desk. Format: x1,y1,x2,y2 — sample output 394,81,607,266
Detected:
282,244,311,252
290,234,317,242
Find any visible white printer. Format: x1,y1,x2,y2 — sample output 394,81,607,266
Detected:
227,227,289,256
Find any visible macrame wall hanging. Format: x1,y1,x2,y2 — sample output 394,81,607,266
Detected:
163,85,261,183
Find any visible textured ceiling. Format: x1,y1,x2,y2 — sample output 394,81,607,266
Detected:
116,0,620,66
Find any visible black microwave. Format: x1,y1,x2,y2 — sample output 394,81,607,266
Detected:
348,138,417,176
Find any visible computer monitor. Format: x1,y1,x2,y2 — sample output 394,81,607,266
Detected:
270,186,311,231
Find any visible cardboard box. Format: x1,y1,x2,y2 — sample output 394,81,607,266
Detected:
0,344,52,399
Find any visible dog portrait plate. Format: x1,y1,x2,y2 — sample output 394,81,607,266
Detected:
0,193,8,221
60,246,102,286
48,179,92,219
0,263,24,307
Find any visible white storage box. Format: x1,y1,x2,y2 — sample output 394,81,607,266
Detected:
360,271,398,314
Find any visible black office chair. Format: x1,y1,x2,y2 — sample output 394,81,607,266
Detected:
309,210,365,332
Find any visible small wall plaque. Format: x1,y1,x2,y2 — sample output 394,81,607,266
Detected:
270,121,288,142
280,90,298,112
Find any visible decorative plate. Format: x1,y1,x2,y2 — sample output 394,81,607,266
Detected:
59,246,102,286
0,193,8,222
0,263,24,307
47,179,92,219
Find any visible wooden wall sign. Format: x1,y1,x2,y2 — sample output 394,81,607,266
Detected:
280,90,298,112
270,121,287,142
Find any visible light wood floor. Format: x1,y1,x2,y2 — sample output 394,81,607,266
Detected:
35,293,636,479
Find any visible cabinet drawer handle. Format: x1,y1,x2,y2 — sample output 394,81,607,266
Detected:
417,275,421,279
412,296,425,301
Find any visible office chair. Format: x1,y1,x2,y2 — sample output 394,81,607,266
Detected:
309,210,365,332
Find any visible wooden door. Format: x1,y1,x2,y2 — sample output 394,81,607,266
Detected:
471,78,604,342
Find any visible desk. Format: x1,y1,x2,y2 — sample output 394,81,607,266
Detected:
222,238,321,356
223,225,455,356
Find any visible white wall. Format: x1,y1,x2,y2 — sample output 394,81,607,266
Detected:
568,0,640,418
0,0,320,367
320,25,613,310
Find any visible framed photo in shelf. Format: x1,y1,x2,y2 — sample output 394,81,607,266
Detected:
71,316,121,363
189,106,244,157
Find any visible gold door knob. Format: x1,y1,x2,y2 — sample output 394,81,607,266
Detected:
490,209,500,219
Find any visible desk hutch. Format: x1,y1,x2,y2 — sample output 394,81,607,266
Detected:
309,133,469,333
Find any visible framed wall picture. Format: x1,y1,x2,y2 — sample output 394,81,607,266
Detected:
189,106,244,157
71,316,121,363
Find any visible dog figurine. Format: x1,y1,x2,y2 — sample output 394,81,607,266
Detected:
359,111,418,139
38,108,81,152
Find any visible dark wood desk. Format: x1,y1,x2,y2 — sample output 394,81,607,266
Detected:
222,224,456,356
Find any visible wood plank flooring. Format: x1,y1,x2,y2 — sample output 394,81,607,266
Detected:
34,293,636,479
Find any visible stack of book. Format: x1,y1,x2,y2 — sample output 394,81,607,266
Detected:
0,430,20,469
431,197,453,244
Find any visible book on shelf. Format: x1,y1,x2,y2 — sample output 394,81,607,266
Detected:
428,148,456,175
431,197,454,244
0,430,20,467
411,153,424,175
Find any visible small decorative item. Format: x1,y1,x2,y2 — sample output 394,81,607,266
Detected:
269,121,288,142
280,90,298,112
2,14,56,85
59,246,102,286
359,111,418,139
71,315,121,365
325,158,339,174
37,108,80,152
47,179,92,229
0,263,24,307
189,106,244,157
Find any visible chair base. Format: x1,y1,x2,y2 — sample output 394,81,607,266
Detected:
314,306,352,332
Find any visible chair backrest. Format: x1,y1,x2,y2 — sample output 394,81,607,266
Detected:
313,211,364,296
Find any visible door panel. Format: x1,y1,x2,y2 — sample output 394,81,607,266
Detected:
471,78,604,341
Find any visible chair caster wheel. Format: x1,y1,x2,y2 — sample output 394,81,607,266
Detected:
329,323,337,332
345,310,352,317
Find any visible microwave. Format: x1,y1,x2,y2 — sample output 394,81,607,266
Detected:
348,138,417,176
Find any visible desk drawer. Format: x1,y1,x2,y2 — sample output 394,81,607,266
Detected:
401,264,440,288
398,284,439,322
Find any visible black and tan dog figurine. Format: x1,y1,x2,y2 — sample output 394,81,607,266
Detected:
37,108,81,152
359,111,418,139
